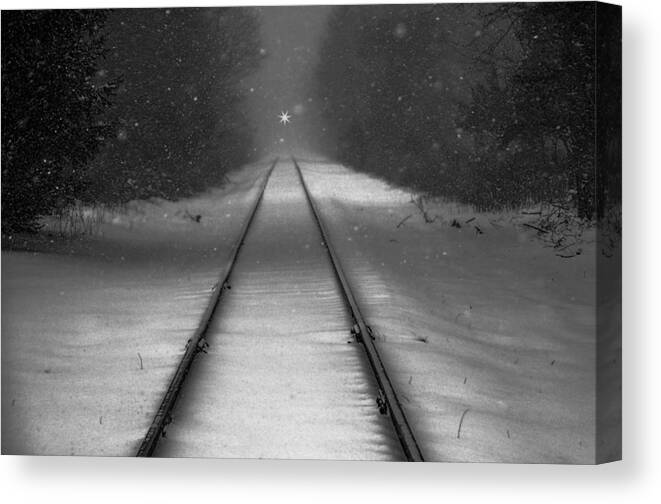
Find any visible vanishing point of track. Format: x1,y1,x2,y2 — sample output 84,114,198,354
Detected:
137,157,424,461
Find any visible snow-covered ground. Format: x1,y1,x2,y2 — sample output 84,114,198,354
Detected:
1,161,271,455
298,157,610,463
2,155,615,462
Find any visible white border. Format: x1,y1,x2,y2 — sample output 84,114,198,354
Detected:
2,0,658,502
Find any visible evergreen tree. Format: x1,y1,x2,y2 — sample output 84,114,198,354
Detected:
508,2,596,218
316,4,606,216
1,10,116,232
315,5,483,195
86,7,261,204
464,3,600,217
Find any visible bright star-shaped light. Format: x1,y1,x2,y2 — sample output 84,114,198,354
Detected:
278,111,291,124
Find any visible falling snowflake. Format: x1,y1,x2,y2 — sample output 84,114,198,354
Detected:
394,23,407,38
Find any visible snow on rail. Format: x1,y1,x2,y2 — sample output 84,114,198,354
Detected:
136,158,277,457
293,157,425,462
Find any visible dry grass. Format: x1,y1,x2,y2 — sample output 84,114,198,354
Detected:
41,201,115,237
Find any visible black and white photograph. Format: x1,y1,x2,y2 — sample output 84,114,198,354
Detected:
2,1,621,467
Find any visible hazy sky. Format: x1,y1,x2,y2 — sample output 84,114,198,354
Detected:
243,6,332,156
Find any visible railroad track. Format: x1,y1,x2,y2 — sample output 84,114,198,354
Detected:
293,158,423,462
137,157,423,461
136,158,277,457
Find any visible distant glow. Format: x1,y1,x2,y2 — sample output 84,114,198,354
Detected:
278,111,291,124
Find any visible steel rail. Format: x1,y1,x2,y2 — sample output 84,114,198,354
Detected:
136,158,278,457
293,157,425,462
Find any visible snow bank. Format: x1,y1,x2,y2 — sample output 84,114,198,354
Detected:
299,158,600,463
1,161,272,455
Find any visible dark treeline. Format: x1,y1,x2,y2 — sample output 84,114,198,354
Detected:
2,8,261,233
1,10,116,232
87,8,261,204
314,3,621,218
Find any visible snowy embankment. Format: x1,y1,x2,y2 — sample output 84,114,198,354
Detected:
299,158,604,463
1,161,271,456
